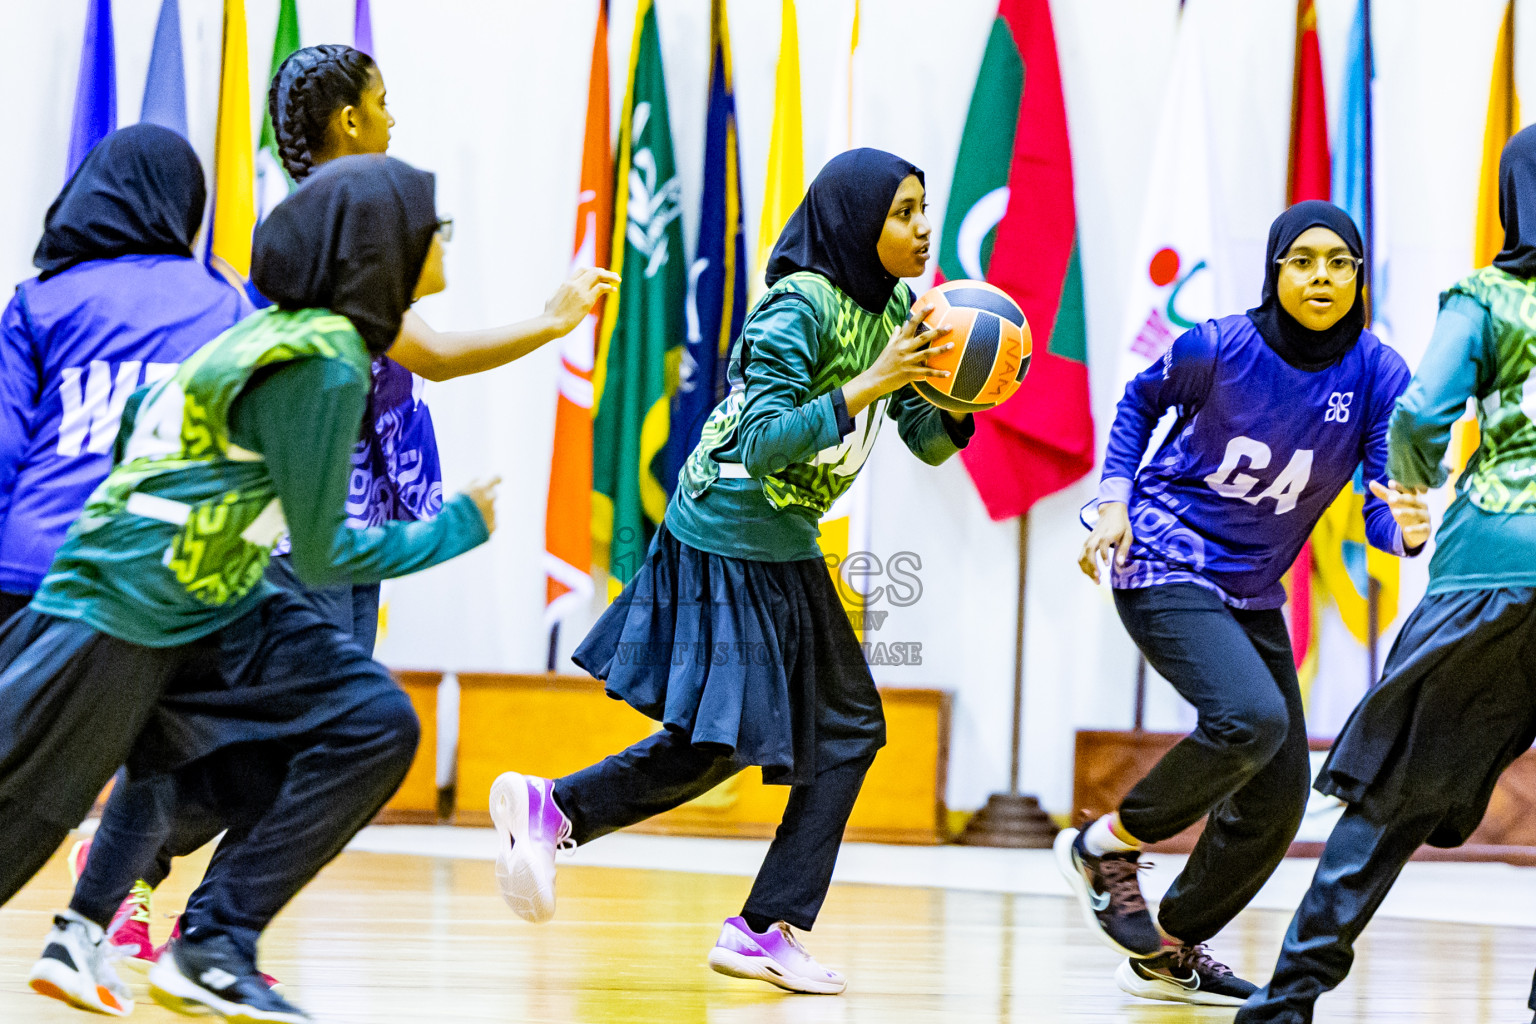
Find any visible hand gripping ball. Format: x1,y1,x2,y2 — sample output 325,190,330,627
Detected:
911,280,1031,413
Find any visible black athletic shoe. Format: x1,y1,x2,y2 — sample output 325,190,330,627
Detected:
1115,943,1258,1006
148,933,309,1023
1053,825,1163,957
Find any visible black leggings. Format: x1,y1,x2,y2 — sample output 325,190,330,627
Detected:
556,729,878,932
1114,584,1311,945
0,599,416,960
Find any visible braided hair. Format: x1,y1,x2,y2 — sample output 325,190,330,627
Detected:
268,44,378,183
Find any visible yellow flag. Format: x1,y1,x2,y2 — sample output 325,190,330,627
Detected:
209,0,255,284
1454,0,1522,475
754,0,804,299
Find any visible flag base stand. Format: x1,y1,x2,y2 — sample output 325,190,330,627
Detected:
954,792,1058,848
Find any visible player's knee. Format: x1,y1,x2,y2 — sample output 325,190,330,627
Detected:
363,691,421,766
1211,696,1290,770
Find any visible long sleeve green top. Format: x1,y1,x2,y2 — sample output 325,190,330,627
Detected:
667,299,973,562
1388,292,1536,593
35,354,487,646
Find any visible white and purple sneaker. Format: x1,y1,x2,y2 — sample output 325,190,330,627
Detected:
707,916,847,994
489,772,574,923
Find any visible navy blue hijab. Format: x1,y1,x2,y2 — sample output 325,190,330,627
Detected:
765,148,922,315
1247,200,1366,371
1493,124,1536,278
34,124,205,281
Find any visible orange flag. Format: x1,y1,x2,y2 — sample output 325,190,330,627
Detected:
543,0,612,643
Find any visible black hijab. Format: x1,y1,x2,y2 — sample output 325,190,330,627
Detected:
34,123,205,281
1246,200,1366,371
1493,124,1536,278
251,155,437,355
765,148,923,315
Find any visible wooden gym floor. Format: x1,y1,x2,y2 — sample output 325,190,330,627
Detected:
1,838,1533,1023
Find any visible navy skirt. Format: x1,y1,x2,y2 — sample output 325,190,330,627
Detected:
573,525,885,786
1318,587,1536,847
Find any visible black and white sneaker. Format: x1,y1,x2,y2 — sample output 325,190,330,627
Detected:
1115,943,1258,1006
28,910,133,1016
149,933,309,1022
1053,824,1163,957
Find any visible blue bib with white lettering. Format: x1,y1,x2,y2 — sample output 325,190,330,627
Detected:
1114,314,1410,608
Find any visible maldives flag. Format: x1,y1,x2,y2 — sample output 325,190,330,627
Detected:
944,0,1092,521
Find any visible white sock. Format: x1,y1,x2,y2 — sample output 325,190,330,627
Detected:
1083,815,1140,857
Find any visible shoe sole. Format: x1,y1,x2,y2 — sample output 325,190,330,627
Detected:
707,946,846,995
1114,958,1247,1007
118,955,156,976
1052,828,1161,959
28,958,131,1016
148,958,306,1023
489,772,557,923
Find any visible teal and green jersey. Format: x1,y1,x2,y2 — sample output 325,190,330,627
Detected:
667,272,972,562
33,307,489,646
1389,283,1536,593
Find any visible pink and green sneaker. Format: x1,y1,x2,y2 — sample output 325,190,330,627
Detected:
707,917,847,994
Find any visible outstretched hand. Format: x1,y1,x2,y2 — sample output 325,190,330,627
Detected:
544,268,621,336
466,476,502,535
1078,502,1133,584
1368,479,1430,550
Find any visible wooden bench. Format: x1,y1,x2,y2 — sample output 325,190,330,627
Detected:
453,674,952,844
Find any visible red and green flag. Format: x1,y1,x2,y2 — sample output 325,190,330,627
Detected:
942,0,1092,520
592,0,686,591
1285,0,1330,675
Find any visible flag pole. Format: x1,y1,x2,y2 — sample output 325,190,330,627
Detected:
1007,514,1028,793
957,512,1057,846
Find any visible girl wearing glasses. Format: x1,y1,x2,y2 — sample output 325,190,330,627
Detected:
51,43,618,992
1063,201,1429,1006
8,157,493,1021
1240,126,1536,1024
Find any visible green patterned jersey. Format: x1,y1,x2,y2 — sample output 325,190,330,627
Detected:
666,272,971,563
679,272,910,517
1443,267,1536,513
32,306,464,647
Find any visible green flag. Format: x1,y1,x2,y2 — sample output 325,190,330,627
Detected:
592,0,686,591
256,0,301,220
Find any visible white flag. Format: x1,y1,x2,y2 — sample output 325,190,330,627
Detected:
1116,0,1217,391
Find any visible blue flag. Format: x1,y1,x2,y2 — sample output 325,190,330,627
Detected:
667,0,747,490
355,0,374,56
141,0,187,138
67,0,117,177
1331,0,1371,261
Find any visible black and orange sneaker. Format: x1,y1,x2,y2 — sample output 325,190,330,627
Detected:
1053,824,1163,957
1115,943,1258,1006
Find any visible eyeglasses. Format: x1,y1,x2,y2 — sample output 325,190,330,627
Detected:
435,217,454,242
1276,253,1362,284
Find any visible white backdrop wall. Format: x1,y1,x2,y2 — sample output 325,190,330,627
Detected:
1,0,1524,814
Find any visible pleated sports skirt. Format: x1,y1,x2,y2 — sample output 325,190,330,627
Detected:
1317,586,1536,847
573,525,885,786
